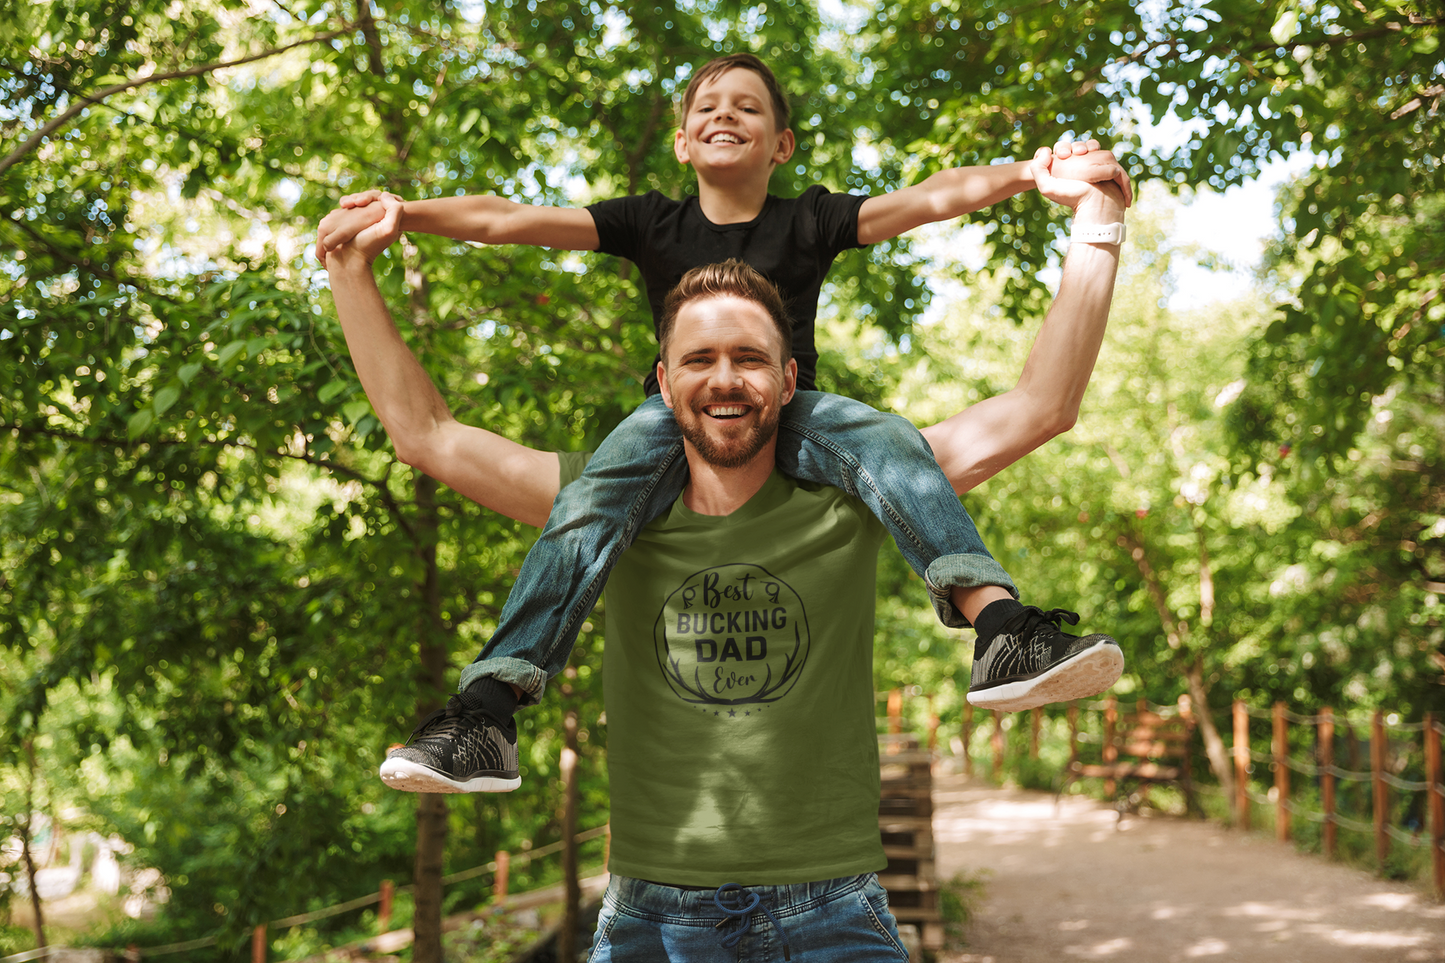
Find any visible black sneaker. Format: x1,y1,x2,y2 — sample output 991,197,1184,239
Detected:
966,607,1123,712
379,693,520,793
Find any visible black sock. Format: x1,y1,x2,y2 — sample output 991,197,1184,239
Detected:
461,676,520,734
973,598,1025,660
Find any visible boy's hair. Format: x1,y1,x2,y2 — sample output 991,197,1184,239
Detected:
658,260,794,366
679,53,791,132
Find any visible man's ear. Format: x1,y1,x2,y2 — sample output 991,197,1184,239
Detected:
780,357,797,405
673,128,691,166
771,129,796,167
657,361,675,409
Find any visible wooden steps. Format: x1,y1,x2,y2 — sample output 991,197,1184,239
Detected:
879,733,943,952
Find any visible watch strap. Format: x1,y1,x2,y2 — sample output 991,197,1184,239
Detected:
1069,222,1127,245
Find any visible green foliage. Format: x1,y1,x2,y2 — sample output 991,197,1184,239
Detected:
2,0,1442,957
938,869,989,947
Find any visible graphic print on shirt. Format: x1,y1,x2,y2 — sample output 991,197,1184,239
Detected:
652,563,811,706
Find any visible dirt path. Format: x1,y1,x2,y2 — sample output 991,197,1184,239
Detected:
931,774,1444,963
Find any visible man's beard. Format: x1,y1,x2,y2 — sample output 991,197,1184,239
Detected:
673,390,781,469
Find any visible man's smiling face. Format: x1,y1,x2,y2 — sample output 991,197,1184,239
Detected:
658,294,796,470
673,67,793,179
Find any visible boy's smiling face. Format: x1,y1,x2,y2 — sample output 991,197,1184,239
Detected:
674,68,795,181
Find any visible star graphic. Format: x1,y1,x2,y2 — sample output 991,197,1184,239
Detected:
728,709,737,718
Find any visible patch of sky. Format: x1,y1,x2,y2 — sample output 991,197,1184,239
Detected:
275,178,302,210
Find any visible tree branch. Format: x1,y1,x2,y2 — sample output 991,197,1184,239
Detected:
0,24,356,179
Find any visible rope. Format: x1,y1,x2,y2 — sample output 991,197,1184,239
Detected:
1319,764,1375,781
271,891,384,928
2,950,60,963
1233,705,1434,733
1380,773,1431,792
1243,750,1379,783
441,823,609,885
1282,798,1329,821
1386,824,1429,846
1327,811,1377,834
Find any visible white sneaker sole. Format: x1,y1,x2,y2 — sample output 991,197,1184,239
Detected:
378,757,521,794
967,642,1124,713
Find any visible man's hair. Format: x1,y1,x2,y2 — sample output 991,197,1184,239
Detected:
679,53,791,132
658,260,794,366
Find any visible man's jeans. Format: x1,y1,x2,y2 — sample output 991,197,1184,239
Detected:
460,391,1016,701
587,874,909,962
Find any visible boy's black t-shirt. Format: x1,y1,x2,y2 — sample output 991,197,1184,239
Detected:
587,185,869,395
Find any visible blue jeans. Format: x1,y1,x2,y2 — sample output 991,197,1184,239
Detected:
460,391,1016,701
587,874,908,962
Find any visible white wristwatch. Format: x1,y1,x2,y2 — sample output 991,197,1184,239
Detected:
1069,222,1127,245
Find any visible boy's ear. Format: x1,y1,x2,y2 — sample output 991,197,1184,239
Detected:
770,129,796,167
673,128,692,166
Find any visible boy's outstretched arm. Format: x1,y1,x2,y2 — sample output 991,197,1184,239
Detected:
324,195,562,526
314,190,598,261
856,139,1132,245
921,148,1128,495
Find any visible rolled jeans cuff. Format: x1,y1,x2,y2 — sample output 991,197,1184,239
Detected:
925,554,1018,628
458,657,547,706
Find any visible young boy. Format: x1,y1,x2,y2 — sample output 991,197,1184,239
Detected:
317,53,1132,795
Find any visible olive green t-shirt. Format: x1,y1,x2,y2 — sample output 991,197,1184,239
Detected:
558,453,888,886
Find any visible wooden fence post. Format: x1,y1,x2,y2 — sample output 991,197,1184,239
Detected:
252,924,266,963
888,688,903,735
962,704,974,777
1029,707,1042,760
1067,703,1079,769
1273,702,1290,843
493,850,510,903
378,879,394,933
927,695,940,752
991,710,1005,779
1426,713,1442,900
1102,696,1118,797
1372,709,1389,875
1320,707,1336,860
1234,700,1249,829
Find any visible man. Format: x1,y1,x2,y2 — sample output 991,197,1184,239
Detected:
325,149,1127,959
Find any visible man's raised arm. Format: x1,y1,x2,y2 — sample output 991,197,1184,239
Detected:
324,195,561,526
921,148,1128,495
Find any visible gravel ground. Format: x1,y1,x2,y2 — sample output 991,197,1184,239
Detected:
931,774,1445,963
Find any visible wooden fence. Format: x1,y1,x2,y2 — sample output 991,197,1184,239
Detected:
0,825,610,963
947,696,1445,900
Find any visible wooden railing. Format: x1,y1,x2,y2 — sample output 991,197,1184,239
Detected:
941,695,1445,900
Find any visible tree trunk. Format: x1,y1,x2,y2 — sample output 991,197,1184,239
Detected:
22,738,46,950
1122,523,1237,809
412,793,449,963
558,707,581,962
411,473,450,963
1184,656,1234,808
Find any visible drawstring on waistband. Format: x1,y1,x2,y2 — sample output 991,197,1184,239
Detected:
712,882,793,960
